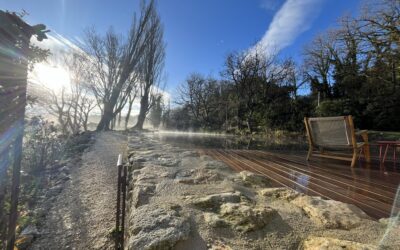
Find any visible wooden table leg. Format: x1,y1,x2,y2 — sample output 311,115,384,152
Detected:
382,144,389,164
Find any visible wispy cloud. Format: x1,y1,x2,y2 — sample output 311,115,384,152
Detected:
254,0,324,55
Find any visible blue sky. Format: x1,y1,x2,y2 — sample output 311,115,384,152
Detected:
1,0,363,95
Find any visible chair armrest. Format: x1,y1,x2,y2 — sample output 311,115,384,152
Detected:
356,130,368,143
355,130,368,136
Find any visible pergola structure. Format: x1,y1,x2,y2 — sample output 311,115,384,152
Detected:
0,10,48,250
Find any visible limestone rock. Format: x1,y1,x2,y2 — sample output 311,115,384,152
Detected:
208,240,233,250
175,169,220,185
191,192,242,211
203,212,227,227
379,217,400,227
258,187,300,201
291,196,370,229
127,205,190,250
301,236,377,250
179,151,199,158
219,203,277,232
239,171,270,187
132,184,156,208
21,225,40,238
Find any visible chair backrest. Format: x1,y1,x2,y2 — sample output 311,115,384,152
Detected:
304,116,356,148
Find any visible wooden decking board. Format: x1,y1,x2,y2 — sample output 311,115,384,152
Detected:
201,149,400,219
257,151,400,190
227,150,392,217
276,152,400,182
248,150,396,202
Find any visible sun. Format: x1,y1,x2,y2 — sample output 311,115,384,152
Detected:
30,63,71,92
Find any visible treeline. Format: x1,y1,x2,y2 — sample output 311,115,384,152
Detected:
1,0,165,247
36,0,165,134
162,0,400,133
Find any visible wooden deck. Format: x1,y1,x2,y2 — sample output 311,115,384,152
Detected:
201,149,400,219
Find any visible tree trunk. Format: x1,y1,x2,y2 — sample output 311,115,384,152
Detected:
133,94,149,130
125,100,133,130
96,103,113,131
117,112,122,128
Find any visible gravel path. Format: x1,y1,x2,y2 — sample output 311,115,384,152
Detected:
31,131,127,250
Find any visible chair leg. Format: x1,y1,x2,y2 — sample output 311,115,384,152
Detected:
306,147,313,161
364,144,371,163
351,150,358,168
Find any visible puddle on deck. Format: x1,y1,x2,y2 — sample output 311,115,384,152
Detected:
149,131,307,152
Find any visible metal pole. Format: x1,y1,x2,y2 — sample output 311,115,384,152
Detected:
121,165,127,249
115,154,123,250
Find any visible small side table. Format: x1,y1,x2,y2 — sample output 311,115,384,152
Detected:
377,141,400,164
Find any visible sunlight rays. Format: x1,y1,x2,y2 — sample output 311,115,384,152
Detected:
30,63,71,92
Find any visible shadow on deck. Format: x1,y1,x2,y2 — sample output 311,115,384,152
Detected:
201,149,400,219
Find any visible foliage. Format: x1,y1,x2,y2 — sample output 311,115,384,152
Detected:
0,116,65,247
167,48,309,133
166,0,400,133
22,116,64,174
304,0,400,130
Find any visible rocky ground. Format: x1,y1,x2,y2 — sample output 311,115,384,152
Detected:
126,132,400,250
18,131,127,250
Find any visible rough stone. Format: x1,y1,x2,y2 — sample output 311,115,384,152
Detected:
46,185,63,197
60,166,70,174
208,240,233,250
258,187,300,201
239,171,270,187
291,196,370,229
301,236,378,250
127,205,190,250
58,172,70,181
190,192,242,211
175,169,220,185
132,184,156,208
203,212,228,228
379,217,400,227
21,225,40,238
219,202,278,232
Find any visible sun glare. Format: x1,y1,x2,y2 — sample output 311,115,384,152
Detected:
31,63,71,92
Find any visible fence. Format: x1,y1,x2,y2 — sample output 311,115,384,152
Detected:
115,154,127,250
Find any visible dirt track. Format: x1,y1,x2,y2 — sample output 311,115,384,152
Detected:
31,131,127,250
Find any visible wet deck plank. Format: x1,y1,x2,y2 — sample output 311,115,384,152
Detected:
201,149,400,219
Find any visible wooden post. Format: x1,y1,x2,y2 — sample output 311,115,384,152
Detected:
6,30,29,250
360,132,371,163
348,116,358,168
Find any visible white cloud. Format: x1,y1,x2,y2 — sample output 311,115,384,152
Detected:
254,0,324,55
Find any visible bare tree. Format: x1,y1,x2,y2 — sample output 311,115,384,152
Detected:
222,49,273,132
124,87,138,129
177,74,220,128
132,1,165,130
42,53,96,135
83,0,158,131
303,34,334,99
